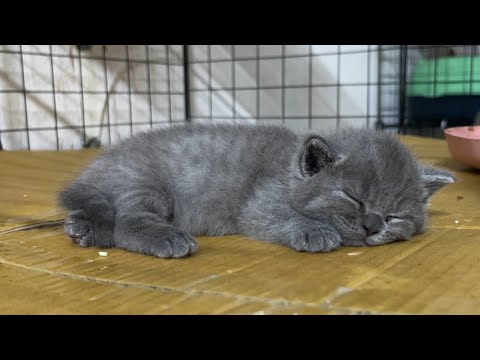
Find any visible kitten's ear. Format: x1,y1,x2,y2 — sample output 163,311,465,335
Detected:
420,165,456,199
300,136,339,177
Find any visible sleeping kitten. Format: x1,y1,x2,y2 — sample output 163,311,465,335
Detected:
59,123,455,258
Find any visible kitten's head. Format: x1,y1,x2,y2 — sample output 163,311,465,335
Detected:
289,128,455,247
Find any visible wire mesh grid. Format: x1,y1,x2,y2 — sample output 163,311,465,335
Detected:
187,45,380,131
0,45,186,150
377,45,480,138
0,45,404,151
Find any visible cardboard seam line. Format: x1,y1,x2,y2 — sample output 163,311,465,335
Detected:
0,257,326,310
0,223,448,314
0,229,393,314
0,255,392,315
181,251,291,289
428,225,480,230
315,287,389,315
0,220,65,236
0,224,393,313
268,231,448,315
0,225,450,314
325,230,446,309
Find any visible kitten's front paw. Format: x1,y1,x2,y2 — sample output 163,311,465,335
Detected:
150,229,198,259
289,227,342,253
64,210,94,247
129,226,198,259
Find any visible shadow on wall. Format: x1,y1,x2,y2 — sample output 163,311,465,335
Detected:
189,45,375,130
0,45,184,150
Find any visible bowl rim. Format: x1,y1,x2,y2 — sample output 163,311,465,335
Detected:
444,125,480,141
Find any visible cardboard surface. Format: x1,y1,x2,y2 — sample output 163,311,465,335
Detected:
0,136,479,314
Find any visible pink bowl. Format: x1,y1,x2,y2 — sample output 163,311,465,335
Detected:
444,126,480,169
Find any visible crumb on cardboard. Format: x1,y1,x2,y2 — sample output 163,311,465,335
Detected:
347,252,362,256
457,195,464,200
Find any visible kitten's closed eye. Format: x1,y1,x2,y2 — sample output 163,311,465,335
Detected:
304,190,362,215
334,190,363,209
385,215,404,223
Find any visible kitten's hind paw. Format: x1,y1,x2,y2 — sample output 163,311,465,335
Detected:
289,228,342,253
64,210,94,247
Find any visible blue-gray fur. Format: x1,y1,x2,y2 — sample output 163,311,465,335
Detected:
59,123,455,258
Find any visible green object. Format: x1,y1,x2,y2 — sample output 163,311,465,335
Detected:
407,56,480,97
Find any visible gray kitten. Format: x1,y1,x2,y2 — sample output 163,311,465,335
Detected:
59,123,455,258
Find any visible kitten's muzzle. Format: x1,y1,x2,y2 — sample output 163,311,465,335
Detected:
362,212,383,236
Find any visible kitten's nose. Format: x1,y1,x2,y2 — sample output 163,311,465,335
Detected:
362,212,383,236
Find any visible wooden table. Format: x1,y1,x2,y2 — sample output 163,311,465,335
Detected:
0,136,479,314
